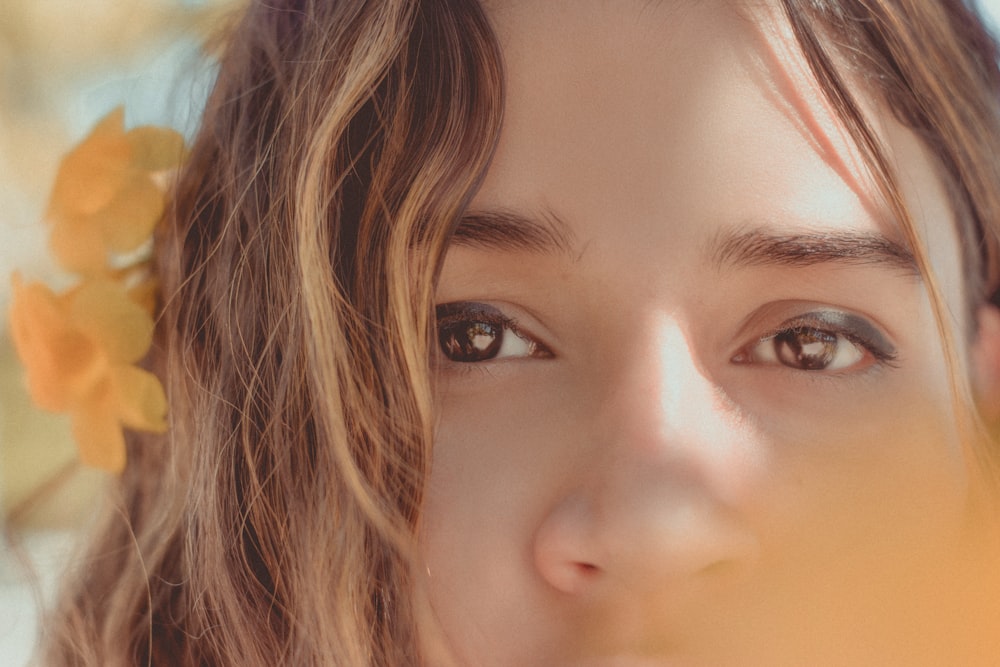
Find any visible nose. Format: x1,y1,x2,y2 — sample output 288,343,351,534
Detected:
533,314,759,596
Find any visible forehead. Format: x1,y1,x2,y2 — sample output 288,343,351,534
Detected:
475,0,964,312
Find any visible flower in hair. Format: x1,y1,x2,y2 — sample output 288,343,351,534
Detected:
47,107,186,274
10,277,167,472
8,108,183,473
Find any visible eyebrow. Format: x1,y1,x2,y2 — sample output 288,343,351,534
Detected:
450,208,576,255
449,212,919,276
711,228,919,275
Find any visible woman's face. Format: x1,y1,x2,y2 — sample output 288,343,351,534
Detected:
420,1,995,665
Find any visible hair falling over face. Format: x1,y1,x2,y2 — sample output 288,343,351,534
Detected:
40,1,503,664
36,0,1000,665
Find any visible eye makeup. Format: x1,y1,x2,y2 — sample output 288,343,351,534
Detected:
732,308,898,370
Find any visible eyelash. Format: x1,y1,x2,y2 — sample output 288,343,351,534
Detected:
434,303,895,375
435,302,552,365
732,311,897,373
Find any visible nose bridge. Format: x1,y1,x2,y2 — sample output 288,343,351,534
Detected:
601,310,722,458
532,311,758,597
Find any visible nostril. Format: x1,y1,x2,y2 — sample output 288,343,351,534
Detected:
534,495,604,594
575,561,602,579
537,558,603,595
535,487,757,595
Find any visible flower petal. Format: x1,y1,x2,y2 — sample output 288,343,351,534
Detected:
70,279,154,363
97,173,167,254
128,276,160,316
111,365,168,433
47,108,131,220
9,277,106,410
49,212,111,273
126,125,186,171
71,382,126,473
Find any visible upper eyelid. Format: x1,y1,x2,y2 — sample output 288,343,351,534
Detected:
436,300,542,337
736,304,895,346
435,300,555,357
434,301,515,333
436,301,509,321
772,311,894,349
753,311,898,363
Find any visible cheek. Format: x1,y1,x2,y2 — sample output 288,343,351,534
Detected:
758,392,969,558
426,377,567,530
743,336,969,560
424,373,577,541
730,414,972,659
419,381,572,662
734,337,973,637
418,308,980,663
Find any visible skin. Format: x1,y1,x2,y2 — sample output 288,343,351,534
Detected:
418,1,1000,665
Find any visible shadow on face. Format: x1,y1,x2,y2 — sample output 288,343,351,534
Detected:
419,2,1000,665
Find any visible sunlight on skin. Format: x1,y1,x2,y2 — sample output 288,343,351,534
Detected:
418,2,1000,665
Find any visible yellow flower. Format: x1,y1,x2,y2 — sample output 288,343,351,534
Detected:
9,108,181,472
9,275,167,473
46,107,186,274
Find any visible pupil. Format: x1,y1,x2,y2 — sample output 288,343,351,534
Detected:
439,320,502,362
775,328,836,370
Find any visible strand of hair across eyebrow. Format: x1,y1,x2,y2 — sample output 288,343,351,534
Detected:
779,0,999,495
861,0,1000,312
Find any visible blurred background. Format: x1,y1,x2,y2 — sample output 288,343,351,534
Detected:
2,0,1000,664
0,1,236,663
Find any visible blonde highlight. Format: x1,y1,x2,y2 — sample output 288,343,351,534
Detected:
40,1,503,664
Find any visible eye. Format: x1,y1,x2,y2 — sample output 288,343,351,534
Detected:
732,311,896,373
435,302,551,363
745,327,864,371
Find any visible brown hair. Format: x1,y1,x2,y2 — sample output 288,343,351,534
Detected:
778,0,1000,480
41,0,502,664
38,0,1000,665
785,0,1000,299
